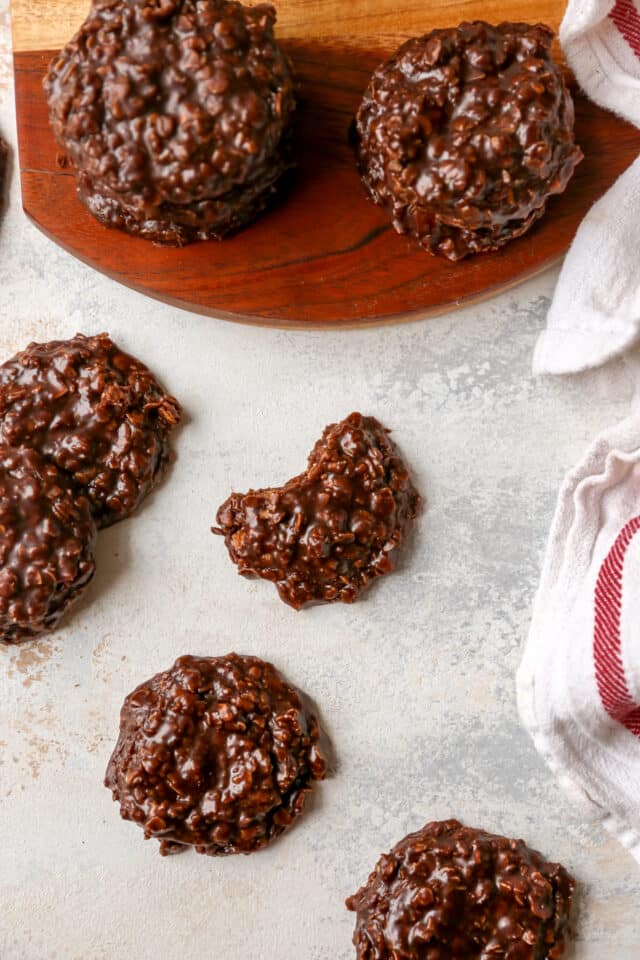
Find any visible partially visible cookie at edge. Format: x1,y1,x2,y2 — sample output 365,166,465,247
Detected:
346,818,576,959
213,412,420,609
0,445,97,644
0,333,181,527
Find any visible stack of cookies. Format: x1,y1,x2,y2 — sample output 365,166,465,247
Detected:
0,333,181,643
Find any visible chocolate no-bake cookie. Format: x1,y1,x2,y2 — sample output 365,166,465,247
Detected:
105,653,326,855
353,22,582,260
346,819,575,959
213,412,420,609
45,0,296,244
0,333,181,528
0,445,96,644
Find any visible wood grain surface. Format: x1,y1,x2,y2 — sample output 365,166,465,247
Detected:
11,0,564,51
11,1,639,327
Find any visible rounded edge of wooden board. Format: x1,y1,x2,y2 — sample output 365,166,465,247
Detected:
22,202,562,329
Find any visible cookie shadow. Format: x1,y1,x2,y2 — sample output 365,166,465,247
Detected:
0,134,13,226
390,496,426,580
302,688,339,779
126,405,190,523
354,479,427,609
63,407,187,635
265,686,338,853
69,517,135,623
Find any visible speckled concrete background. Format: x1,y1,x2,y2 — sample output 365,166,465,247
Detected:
1,5,640,958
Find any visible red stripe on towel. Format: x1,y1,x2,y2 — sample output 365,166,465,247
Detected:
609,0,640,59
594,515,640,736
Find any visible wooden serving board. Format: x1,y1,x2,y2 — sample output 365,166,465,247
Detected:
11,0,640,327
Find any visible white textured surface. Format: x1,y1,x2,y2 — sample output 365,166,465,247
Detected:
1,5,640,958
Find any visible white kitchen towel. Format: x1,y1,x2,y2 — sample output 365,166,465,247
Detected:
534,0,640,375
517,412,640,862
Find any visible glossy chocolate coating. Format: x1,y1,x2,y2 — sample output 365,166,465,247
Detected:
105,653,326,855
0,445,96,644
213,412,420,609
354,22,582,260
346,819,575,959
44,0,296,244
0,333,181,527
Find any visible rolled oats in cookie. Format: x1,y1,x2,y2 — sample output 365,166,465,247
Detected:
0,333,181,528
0,445,97,644
44,0,296,244
346,819,576,960
353,21,582,260
212,412,420,609
105,653,326,855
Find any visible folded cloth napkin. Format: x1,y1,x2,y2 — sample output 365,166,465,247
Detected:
518,411,640,862
534,0,640,375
